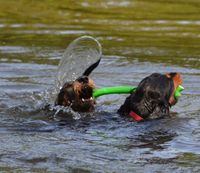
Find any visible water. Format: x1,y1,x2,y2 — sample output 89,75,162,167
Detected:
0,1,200,172
57,35,102,89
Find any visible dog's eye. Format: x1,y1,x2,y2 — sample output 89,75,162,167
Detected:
147,91,160,99
77,76,89,83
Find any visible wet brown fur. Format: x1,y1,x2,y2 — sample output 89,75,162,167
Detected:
56,76,96,112
167,73,183,106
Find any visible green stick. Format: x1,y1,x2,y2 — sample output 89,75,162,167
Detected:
93,85,184,99
93,86,137,98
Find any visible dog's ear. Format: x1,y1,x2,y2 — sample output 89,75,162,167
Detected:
56,88,64,105
56,83,75,106
56,88,71,106
166,72,182,105
82,58,101,76
166,73,182,88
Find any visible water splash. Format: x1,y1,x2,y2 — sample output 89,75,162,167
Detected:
41,36,102,119
56,35,102,91
48,104,82,120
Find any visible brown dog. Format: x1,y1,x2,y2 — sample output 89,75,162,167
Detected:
118,73,183,121
55,58,100,112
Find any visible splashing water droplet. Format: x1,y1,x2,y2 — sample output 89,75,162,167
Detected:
56,36,102,91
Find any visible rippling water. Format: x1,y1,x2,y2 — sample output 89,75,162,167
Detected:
0,1,200,172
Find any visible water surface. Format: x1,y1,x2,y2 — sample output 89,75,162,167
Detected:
0,1,200,172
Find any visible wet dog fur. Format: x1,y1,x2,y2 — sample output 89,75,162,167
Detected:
118,73,183,120
55,58,100,112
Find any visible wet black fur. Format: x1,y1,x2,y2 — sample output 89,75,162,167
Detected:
118,73,174,120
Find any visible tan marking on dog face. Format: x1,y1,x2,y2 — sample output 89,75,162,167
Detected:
73,78,96,95
73,81,83,95
173,73,183,88
88,78,96,89
166,73,183,105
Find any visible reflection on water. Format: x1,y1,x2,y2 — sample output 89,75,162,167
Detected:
0,0,200,172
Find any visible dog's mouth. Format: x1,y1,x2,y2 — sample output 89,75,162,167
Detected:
74,76,95,104
81,96,94,102
69,76,96,112
79,86,94,103
71,85,95,112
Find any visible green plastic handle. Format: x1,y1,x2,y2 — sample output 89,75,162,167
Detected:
93,85,184,99
174,85,184,99
93,86,137,98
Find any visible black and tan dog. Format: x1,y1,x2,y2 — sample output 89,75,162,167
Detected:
118,73,183,121
55,58,100,112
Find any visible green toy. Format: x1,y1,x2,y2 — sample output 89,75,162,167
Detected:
93,85,184,99
174,85,184,99
93,86,136,98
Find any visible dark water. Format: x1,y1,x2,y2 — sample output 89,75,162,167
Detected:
0,1,200,172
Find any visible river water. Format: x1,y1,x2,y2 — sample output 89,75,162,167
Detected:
0,1,200,172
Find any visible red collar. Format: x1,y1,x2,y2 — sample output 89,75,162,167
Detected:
129,111,144,122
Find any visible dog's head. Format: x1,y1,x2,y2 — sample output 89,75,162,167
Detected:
56,57,101,112
118,73,183,120
56,75,96,112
